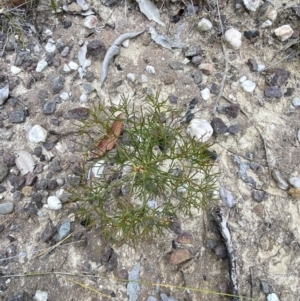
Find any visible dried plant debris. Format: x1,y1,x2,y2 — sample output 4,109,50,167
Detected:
219,186,235,208
78,41,91,78
127,262,141,301
136,0,166,27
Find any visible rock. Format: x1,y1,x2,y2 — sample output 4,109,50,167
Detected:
87,40,106,57
274,25,294,41
36,179,48,190
184,45,200,57
68,107,90,120
187,119,213,142
43,100,56,115
228,124,240,134
141,75,148,83
40,220,57,243
36,60,48,72
199,63,213,75
0,85,9,105
101,0,118,6
0,157,8,183
264,86,282,98
192,55,202,65
80,94,88,103
60,92,69,101
27,125,48,143
288,176,300,189
211,117,227,134
10,108,26,123
170,248,192,264
257,64,265,71
260,280,270,294
169,61,184,70
271,69,290,87
284,88,294,97
224,28,242,49
47,179,58,190
193,70,202,85
11,66,22,75
25,172,37,186
7,291,31,301
57,221,71,240
49,74,65,94
55,188,70,203
169,95,178,104
267,293,279,301
3,152,15,167
84,15,98,29
62,19,72,28
220,186,235,208
214,244,228,259
46,196,62,210
8,174,25,190
241,80,256,92
45,40,56,53
272,169,289,190
252,190,267,202
127,73,136,82
15,151,35,175
244,30,259,40
209,83,219,94
0,202,14,214
176,231,194,245
201,88,210,100
69,61,78,70
252,204,264,218
261,20,273,29
243,0,259,11
225,103,240,118
247,58,258,71
198,18,212,31
34,290,48,301
163,75,174,85
146,65,155,74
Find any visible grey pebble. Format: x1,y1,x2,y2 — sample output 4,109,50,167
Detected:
247,58,258,71
264,86,282,99
56,178,65,186
50,118,60,126
10,108,26,123
87,40,106,57
25,172,37,186
85,71,95,82
8,174,25,190
260,280,270,294
43,100,56,115
209,83,219,94
68,107,90,120
206,239,218,250
0,185,6,193
36,179,48,191
101,0,118,7
57,220,71,241
68,175,81,186
292,97,300,107
61,46,70,57
252,190,267,202
38,89,49,101
49,74,65,94
169,61,184,71
13,191,23,201
3,152,16,166
62,19,72,29
83,83,94,94
271,68,290,87
169,95,178,104
214,244,228,259
193,70,202,85
225,104,240,118
33,146,42,157
50,158,62,172
47,179,58,190
211,117,228,134
192,55,202,65
0,202,14,215
0,157,8,183
40,220,57,243
184,45,200,57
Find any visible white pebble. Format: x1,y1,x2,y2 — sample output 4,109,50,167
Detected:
60,92,69,101
141,75,148,83
11,66,22,75
36,60,48,72
187,119,213,142
224,28,242,49
267,8,277,21
274,24,294,41
146,65,155,75
261,20,272,29
91,160,105,178
68,61,78,70
45,41,56,53
35,290,48,301
201,88,211,100
34,45,41,53
241,80,256,92
122,39,130,48
80,94,88,102
267,293,279,301
47,196,62,210
198,18,212,31
288,177,300,189
292,97,300,107
239,75,247,83
257,64,265,72
15,150,35,175
27,125,48,143
243,0,259,11
55,142,66,154
127,73,136,82
84,15,98,29
63,63,71,73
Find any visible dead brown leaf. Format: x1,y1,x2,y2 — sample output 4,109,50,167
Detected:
90,113,124,159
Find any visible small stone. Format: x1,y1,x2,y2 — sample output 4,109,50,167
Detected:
198,18,212,31
187,119,213,142
192,55,202,65
170,248,192,264
56,178,65,186
40,220,57,243
87,40,106,57
193,70,202,85
83,84,94,95
68,107,89,120
224,28,242,49
261,20,273,29
176,231,194,245
201,88,210,100
15,151,35,175
169,95,178,104
47,179,58,190
60,92,69,101
36,179,48,190
288,176,300,189
163,75,174,85
46,196,62,210
225,103,240,118
8,174,25,190
27,125,48,143
49,74,65,95
34,290,48,301
84,15,98,29
33,146,42,157
264,86,282,98
62,19,72,29
61,46,70,57
10,108,25,123
243,0,259,11
284,88,294,97
214,244,228,259
257,64,265,72
25,172,37,186
274,25,294,41
228,124,240,134
209,83,219,94
169,61,184,70
43,101,56,115
45,41,56,53
127,73,136,82
244,30,259,40
0,202,14,214
67,2,82,13
267,7,277,21
252,204,264,218
211,117,227,134
252,190,267,202
184,45,200,57
80,94,88,103
3,153,15,167
267,293,279,301
101,0,118,7
242,80,256,92
141,75,148,83
57,221,71,240
199,63,213,75
271,68,290,87
272,169,289,190
260,280,270,294
247,58,258,71
69,61,78,70
55,188,70,203
11,66,22,75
